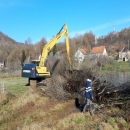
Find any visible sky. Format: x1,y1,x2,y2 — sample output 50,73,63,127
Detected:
0,0,130,44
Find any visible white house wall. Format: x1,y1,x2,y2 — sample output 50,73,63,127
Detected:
103,48,108,56
119,51,129,61
0,62,4,70
75,50,85,62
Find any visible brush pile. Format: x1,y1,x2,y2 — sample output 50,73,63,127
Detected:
37,69,130,123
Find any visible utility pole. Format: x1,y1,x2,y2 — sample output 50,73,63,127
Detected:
128,40,129,50
95,36,97,45
113,22,116,33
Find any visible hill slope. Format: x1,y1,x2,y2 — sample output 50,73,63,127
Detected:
0,31,20,45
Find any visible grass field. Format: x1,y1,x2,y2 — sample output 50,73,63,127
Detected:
102,61,130,71
0,77,29,95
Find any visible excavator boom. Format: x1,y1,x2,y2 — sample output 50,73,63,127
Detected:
36,24,71,76
22,24,71,80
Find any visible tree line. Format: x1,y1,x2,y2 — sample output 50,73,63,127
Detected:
0,27,130,72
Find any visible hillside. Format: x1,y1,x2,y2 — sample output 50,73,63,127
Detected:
97,28,130,56
0,31,24,64
0,27,130,74
0,32,20,45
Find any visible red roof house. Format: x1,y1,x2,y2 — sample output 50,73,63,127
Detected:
90,46,107,57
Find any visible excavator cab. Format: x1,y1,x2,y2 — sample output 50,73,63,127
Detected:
31,60,40,66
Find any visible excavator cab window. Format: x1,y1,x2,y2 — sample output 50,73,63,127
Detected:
31,60,40,66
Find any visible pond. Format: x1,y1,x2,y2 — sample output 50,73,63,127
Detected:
99,71,130,87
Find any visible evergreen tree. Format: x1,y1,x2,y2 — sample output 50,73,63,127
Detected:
21,50,26,66
52,45,57,56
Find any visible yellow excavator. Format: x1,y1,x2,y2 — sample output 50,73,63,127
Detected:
22,24,71,84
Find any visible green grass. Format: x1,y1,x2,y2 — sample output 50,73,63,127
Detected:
0,77,29,95
102,61,130,71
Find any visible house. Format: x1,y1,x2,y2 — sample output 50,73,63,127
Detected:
0,62,5,70
74,48,87,62
118,47,130,61
90,46,108,58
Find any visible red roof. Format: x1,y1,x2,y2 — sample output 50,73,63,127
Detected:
79,48,87,55
90,46,105,54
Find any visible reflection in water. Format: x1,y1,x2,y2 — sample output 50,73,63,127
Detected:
99,71,130,87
